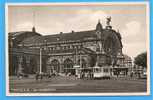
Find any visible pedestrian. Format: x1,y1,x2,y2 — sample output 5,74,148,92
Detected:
87,71,90,80
138,72,141,78
17,73,22,80
130,72,133,78
40,74,43,80
17,73,20,79
35,72,39,81
89,71,93,79
82,72,85,79
116,71,119,78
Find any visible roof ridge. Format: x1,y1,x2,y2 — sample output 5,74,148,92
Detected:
43,29,96,37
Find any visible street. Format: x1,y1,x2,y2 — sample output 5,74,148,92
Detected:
9,76,147,93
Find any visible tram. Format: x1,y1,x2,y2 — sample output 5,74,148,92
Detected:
93,66,111,79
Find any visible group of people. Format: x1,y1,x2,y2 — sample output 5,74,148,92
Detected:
79,71,94,79
35,72,43,80
35,72,58,81
17,72,28,79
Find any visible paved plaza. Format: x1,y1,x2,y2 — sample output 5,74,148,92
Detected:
9,76,147,93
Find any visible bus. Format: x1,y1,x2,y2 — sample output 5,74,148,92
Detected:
93,66,111,79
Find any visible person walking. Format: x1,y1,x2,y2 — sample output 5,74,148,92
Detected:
35,72,39,81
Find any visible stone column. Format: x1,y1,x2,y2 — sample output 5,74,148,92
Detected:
59,57,63,73
36,56,40,73
46,57,51,74
60,63,64,73
46,62,50,73
26,56,30,73
101,41,105,54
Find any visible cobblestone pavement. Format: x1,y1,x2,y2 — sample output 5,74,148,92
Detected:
9,75,147,93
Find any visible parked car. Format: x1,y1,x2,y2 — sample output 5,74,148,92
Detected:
140,72,147,79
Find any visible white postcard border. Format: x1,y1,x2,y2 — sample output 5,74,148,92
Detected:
5,1,150,96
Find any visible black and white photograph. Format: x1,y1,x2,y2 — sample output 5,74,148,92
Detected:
6,2,150,96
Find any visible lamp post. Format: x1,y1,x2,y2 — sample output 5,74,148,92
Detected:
39,39,47,74
39,47,42,74
80,52,82,68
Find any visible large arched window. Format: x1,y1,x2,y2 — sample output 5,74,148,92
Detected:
63,58,74,74
29,58,37,74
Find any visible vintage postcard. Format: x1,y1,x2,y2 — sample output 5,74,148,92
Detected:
5,2,150,96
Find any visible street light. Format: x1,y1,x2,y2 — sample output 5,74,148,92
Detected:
39,39,47,74
39,47,42,74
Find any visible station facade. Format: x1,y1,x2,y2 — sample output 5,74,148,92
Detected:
9,18,132,76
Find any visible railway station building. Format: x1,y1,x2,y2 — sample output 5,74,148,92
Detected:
8,18,132,77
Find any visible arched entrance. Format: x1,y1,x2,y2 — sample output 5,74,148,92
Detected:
50,59,60,73
29,58,37,74
63,58,75,75
77,58,87,68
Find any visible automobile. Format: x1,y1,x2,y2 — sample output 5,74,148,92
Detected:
140,72,147,79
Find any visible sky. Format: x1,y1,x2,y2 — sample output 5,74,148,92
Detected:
8,3,149,59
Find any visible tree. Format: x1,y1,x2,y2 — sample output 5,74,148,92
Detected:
134,52,147,68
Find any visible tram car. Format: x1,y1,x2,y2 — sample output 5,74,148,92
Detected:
93,66,111,79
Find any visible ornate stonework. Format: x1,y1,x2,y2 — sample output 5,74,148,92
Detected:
9,19,124,75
